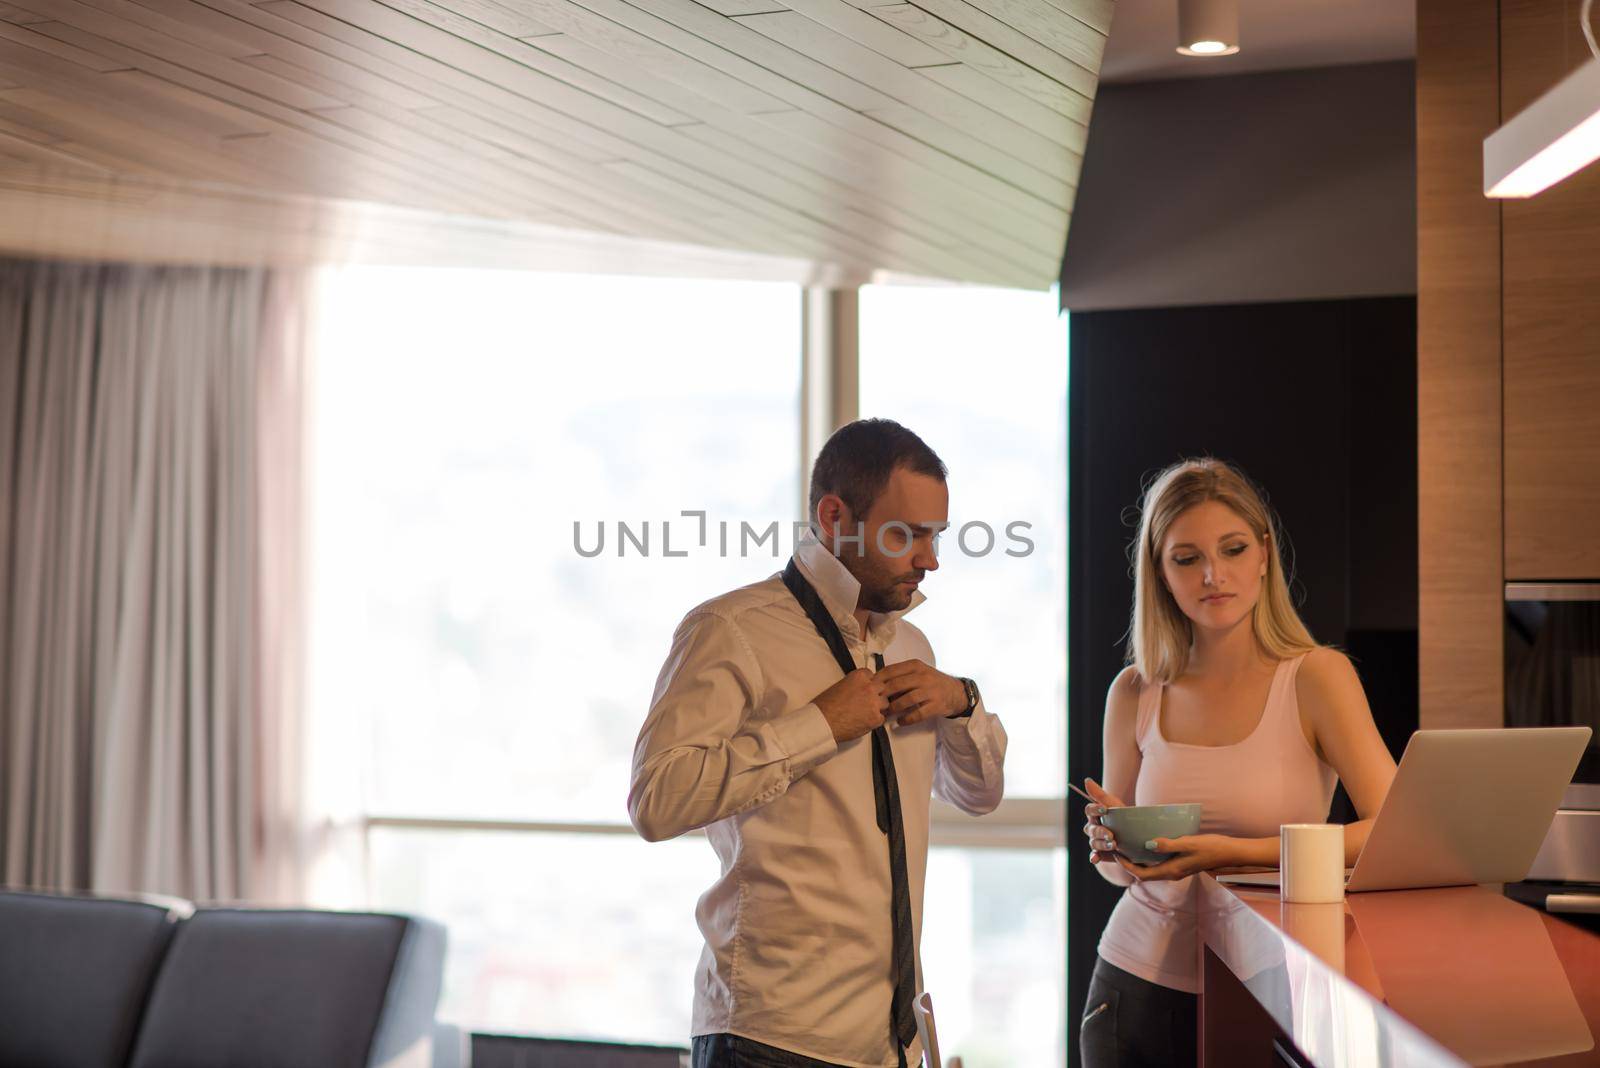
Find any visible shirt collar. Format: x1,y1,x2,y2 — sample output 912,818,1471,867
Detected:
793,534,927,641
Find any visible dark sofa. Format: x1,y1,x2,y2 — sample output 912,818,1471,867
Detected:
0,888,463,1068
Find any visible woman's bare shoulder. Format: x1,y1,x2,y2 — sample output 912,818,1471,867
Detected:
1298,646,1358,685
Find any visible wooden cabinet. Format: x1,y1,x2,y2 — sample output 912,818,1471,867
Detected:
1501,0,1600,580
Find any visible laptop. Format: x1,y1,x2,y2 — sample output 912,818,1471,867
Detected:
1217,726,1591,893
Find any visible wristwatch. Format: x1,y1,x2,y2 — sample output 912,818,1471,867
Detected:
949,677,979,719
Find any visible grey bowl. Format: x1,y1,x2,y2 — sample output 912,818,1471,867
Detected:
1100,804,1202,864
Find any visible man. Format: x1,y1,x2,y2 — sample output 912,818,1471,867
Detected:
628,418,1007,1068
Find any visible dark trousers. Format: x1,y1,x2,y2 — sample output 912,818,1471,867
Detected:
691,1034,853,1068
1079,956,1198,1068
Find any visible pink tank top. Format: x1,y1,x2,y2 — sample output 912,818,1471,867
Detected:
1096,653,1338,992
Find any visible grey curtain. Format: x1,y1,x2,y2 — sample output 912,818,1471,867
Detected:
0,259,309,902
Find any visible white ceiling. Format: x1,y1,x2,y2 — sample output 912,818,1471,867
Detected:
1099,0,1415,84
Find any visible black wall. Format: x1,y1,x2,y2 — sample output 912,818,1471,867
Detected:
1065,296,1418,1065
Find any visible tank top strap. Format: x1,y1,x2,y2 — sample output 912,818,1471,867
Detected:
1134,672,1163,751
1263,652,1311,730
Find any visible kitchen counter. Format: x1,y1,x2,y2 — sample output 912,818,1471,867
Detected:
1197,873,1600,1066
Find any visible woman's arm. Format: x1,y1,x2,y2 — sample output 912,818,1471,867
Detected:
1298,646,1398,864
1086,666,1143,887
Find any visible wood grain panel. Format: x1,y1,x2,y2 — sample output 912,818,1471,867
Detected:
1501,0,1600,579
1416,0,1502,729
0,0,1109,284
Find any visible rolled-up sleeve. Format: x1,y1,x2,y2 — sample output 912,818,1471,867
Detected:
933,697,1007,815
628,609,837,842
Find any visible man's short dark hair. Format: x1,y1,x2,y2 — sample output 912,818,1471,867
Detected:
807,418,948,522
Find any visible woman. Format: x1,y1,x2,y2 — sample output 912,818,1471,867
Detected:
1078,458,1397,1068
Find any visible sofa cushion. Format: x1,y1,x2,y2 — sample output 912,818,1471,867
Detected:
0,890,179,1068
128,908,409,1068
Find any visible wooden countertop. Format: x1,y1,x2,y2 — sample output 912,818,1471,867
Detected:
1197,874,1600,1067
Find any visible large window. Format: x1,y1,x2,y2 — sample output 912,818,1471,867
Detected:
310,269,1067,1063
311,267,799,1040
861,283,1068,1067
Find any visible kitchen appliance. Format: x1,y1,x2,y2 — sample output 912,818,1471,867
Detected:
1506,583,1600,921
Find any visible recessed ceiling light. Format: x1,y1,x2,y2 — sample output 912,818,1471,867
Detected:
1177,0,1240,58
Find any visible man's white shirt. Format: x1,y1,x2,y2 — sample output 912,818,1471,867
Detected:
628,536,1007,1067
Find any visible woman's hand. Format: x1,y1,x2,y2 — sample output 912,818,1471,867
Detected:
1081,778,1125,866
1114,834,1244,881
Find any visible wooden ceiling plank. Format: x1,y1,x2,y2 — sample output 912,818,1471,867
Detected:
293,0,699,126
1029,0,1111,37
690,0,794,16
0,36,270,141
261,0,1004,271
32,0,351,110
491,153,763,249
677,112,1060,264
829,202,1033,281
510,0,851,116
309,102,517,162
597,142,947,274
918,61,1085,148
38,4,698,224
772,0,950,68
126,0,330,53
0,86,260,187
525,33,792,117
488,0,1061,245
251,1,661,159
0,108,71,146
591,0,897,112
238,49,437,110
870,3,1090,122
156,0,446,108
955,0,1104,71
733,9,1080,167
603,150,962,278
863,101,1073,203
2,20,534,217
940,234,1055,287
105,69,279,136
514,16,792,116
0,20,134,72
427,0,561,38
48,0,279,58
0,2,48,24
571,0,1067,224
903,0,1097,96
752,106,1065,234
413,104,620,163
212,127,511,215
373,0,771,128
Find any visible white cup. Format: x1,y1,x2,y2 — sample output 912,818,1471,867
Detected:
1280,823,1344,903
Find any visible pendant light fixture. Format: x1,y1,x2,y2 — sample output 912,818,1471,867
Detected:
1176,0,1240,58
1484,0,1600,198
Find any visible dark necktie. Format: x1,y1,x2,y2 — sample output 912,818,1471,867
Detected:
781,559,918,1063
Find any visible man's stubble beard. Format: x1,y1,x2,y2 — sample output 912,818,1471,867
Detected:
839,550,915,614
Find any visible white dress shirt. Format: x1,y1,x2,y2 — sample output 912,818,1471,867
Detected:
628,536,1007,1067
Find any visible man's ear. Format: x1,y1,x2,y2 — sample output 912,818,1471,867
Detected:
815,493,848,541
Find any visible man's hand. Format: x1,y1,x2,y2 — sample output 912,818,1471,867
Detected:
875,658,967,727
813,669,889,744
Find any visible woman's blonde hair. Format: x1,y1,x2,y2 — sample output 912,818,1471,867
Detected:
1129,458,1317,683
